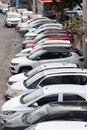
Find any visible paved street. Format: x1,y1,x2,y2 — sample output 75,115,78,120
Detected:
0,13,23,107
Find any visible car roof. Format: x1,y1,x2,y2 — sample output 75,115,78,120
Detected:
43,39,71,44
40,62,78,69
35,43,72,48
31,121,87,130
41,68,87,75
42,84,87,95
33,46,74,52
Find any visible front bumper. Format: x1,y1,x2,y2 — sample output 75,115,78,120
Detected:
0,114,6,129
9,64,19,74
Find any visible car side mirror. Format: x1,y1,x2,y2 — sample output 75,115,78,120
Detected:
37,85,41,89
32,103,38,107
36,57,40,60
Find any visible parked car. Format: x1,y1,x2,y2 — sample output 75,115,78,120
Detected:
17,8,27,15
21,11,33,22
9,44,84,73
1,100,87,127
22,33,72,49
4,12,22,27
15,17,49,31
24,27,62,39
28,22,63,32
37,23,63,30
19,19,52,37
24,28,74,43
16,40,72,57
7,62,78,88
27,13,42,20
1,3,9,14
6,67,87,99
24,121,87,130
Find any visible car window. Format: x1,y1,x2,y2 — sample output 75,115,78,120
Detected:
42,111,87,122
40,75,87,86
53,52,71,59
38,52,53,60
36,94,58,106
63,94,86,101
26,77,43,89
21,89,43,104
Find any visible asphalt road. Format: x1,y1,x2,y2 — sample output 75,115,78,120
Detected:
0,13,23,107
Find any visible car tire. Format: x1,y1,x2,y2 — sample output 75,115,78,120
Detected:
19,66,32,73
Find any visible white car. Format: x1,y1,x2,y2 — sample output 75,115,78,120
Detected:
25,121,87,130
6,68,87,99
9,46,84,74
16,40,72,57
1,84,87,127
1,3,9,13
24,26,63,38
28,22,62,32
19,19,52,35
16,17,51,32
4,12,22,27
17,8,27,15
21,11,33,22
7,62,78,88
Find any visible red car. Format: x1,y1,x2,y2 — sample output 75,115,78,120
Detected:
25,35,71,49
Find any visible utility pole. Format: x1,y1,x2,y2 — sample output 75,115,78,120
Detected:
83,0,87,21
82,0,87,68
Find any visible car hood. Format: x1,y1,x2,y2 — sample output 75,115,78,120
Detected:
16,48,33,57
7,18,21,21
1,95,22,111
8,73,27,83
10,56,31,64
9,80,27,91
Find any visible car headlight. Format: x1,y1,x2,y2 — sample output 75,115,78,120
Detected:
10,63,19,66
7,20,11,23
3,111,16,115
6,88,23,96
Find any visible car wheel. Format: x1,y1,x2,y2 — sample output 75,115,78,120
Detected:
19,66,32,73
4,23,7,27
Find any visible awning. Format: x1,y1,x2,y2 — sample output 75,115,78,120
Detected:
65,10,82,16
39,0,61,3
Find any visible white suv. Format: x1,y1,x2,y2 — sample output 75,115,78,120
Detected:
4,12,22,27
1,86,87,127
6,68,87,99
9,46,84,74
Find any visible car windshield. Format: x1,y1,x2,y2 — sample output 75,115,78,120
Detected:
8,14,20,18
23,12,29,16
25,66,43,77
28,50,46,60
26,105,48,124
21,88,43,104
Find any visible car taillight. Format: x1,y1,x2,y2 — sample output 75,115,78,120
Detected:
79,57,84,61
26,43,36,48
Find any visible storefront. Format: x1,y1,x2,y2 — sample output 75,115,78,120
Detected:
37,0,61,16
